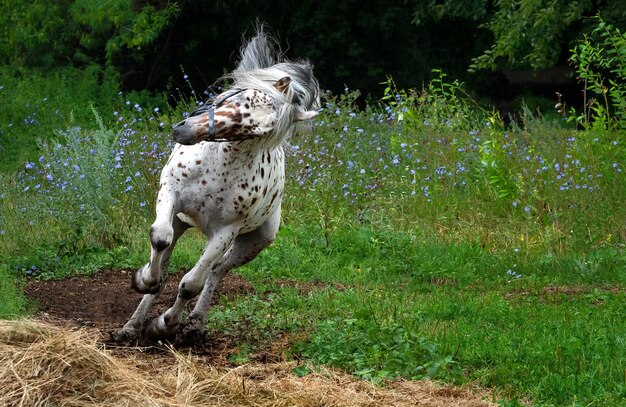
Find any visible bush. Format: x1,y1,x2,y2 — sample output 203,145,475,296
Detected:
0,99,178,274
569,17,626,130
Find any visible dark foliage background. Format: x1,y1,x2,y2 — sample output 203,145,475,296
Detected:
116,0,492,97
1,0,625,101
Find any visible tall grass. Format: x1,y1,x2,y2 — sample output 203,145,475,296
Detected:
0,65,122,171
0,264,30,317
285,85,625,255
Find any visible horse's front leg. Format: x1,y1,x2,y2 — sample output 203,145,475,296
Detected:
145,226,239,339
113,214,190,343
132,189,180,294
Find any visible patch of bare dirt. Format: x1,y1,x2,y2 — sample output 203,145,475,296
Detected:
24,270,255,331
22,270,343,363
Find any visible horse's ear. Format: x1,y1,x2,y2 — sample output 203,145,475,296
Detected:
274,76,291,93
296,110,319,121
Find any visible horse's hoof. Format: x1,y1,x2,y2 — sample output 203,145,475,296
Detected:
145,315,179,342
177,317,207,346
110,328,141,345
130,269,161,295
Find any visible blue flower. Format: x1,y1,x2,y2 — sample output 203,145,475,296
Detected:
506,269,522,279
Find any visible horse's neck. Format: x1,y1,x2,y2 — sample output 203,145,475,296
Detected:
220,141,284,166
239,139,283,154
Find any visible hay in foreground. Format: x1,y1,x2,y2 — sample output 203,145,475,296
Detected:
0,319,495,406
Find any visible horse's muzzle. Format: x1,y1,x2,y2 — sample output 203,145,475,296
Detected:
172,119,202,145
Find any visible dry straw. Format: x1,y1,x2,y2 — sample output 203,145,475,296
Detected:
0,319,495,406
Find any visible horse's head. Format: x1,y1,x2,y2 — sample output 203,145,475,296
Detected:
172,28,320,146
172,76,319,145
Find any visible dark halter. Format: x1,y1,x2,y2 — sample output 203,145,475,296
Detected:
188,88,246,142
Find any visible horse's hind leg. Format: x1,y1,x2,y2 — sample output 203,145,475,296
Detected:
145,224,240,339
180,208,281,342
113,215,190,342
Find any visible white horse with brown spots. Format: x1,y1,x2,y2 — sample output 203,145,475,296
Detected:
114,28,320,342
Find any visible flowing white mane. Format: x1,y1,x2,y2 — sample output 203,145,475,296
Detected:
172,27,319,149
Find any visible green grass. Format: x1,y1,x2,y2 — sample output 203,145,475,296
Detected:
1,66,625,406
0,265,30,318
220,225,626,405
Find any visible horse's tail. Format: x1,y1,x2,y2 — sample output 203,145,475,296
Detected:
234,25,279,73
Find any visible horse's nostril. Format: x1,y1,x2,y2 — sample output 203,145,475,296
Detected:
172,125,198,145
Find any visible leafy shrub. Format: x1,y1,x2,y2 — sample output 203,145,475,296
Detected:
569,17,626,130
36,111,120,224
0,98,178,273
381,69,495,133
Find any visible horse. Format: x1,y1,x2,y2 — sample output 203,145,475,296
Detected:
113,27,320,342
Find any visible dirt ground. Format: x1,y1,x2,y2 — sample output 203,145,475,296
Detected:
24,269,259,363
24,269,253,331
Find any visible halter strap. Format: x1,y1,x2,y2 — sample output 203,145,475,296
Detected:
182,88,263,143
207,89,245,141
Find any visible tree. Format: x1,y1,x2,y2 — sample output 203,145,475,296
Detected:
408,0,626,71
0,0,179,68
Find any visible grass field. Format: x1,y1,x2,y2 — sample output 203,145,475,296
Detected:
1,66,625,406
